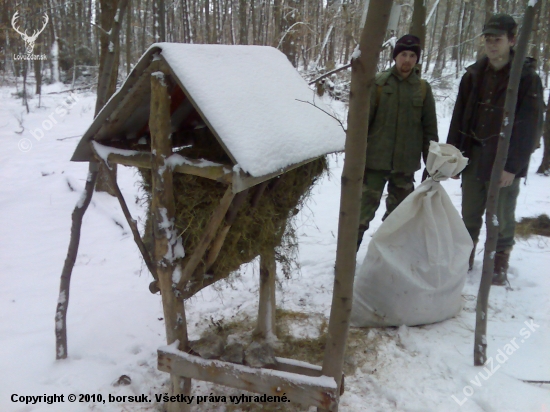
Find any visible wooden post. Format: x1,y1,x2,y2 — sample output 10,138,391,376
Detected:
255,249,277,340
320,1,393,410
149,69,191,412
91,145,159,283
474,3,537,367
55,161,99,359
203,189,249,272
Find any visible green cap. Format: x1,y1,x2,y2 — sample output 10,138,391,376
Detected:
482,14,517,36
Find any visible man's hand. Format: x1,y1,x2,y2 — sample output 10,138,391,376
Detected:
499,171,515,187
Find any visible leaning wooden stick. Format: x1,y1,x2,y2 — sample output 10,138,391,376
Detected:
474,2,537,367
55,161,99,360
91,142,158,282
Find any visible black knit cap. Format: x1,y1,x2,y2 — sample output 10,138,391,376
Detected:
482,14,517,36
393,34,421,60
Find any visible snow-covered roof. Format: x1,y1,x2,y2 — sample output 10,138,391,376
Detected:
72,43,345,178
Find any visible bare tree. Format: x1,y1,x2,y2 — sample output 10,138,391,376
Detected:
536,94,550,175
410,0,427,51
320,1,394,409
433,0,454,78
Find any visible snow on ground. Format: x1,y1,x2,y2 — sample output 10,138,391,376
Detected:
0,76,549,412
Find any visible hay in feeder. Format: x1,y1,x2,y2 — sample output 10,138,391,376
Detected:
139,129,328,297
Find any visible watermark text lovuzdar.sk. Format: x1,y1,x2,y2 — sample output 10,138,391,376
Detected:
452,319,540,406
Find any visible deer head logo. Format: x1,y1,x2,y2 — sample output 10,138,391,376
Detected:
11,11,49,55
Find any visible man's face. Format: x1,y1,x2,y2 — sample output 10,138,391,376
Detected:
395,50,418,77
484,34,515,62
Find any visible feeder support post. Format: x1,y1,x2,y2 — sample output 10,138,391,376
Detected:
149,68,191,412
255,249,277,340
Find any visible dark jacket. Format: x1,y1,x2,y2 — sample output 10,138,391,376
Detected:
447,55,544,181
366,66,439,174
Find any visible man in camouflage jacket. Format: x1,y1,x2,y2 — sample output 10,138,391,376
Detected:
447,14,544,285
358,34,439,249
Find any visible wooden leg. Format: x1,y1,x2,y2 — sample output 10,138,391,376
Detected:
255,249,277,340
55,161,99,359
150,69,190,412
91,145,158,282
176,186,235,290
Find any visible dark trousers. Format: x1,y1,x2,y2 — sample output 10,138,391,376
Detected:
461,147,520,252
357,169,414,244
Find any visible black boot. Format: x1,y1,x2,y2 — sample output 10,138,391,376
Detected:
357,224,368,251
492,249,511,286
469,241,478,271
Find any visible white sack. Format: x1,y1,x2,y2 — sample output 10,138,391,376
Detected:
351,142,473,327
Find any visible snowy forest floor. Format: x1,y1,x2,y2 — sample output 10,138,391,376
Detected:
0,77,549,412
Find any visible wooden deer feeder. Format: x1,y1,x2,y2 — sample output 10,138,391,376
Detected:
69,43,345,411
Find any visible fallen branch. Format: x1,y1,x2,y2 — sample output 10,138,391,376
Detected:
57,135,82,141
47,86,95,95
308,64,351,85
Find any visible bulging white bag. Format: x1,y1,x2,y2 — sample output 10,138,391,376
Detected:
351,142,473,327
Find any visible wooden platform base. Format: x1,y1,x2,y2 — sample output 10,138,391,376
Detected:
158,345,339,410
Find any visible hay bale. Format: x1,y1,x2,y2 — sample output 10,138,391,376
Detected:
139,129,327,297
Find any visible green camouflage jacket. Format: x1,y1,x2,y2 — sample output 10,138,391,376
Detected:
366,66,439,173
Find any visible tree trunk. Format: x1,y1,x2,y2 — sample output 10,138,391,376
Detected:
281,0,299,66
320,0,393,408
432,0,454,79
529,0,542,61
543,1,550,87
477,0,494,59
272,0,283,47
474,2,537,367
239,0,248,44
95,0,129,195
455,1,465,78
536,94,550,175
424,0,439,73
410,0,427,52
158,0,166,41
126,0,132,75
